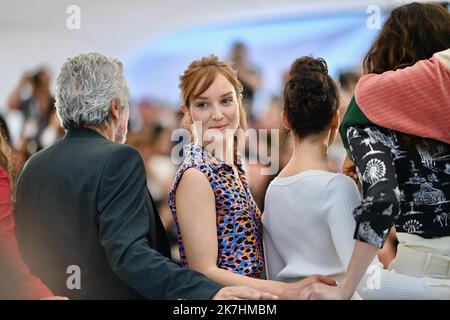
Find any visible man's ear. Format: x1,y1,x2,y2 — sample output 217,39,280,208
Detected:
109,99,121,121
281,110,291,130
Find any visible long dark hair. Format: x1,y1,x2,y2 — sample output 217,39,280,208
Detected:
364,2,450,74
363,2,450,152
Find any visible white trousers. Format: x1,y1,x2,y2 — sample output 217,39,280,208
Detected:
357,233,450,300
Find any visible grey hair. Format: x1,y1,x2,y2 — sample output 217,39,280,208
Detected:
55,53,129,129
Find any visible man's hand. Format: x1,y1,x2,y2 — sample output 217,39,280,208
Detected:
212,286,279,300
282,275,337,300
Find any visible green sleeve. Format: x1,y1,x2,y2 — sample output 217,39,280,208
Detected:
338,96,374,157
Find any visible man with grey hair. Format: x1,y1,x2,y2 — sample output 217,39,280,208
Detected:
14,53,275,300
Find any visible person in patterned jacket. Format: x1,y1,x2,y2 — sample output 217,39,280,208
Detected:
303,2,450,299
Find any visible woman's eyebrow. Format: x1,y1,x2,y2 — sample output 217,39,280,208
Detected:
196,91,233,100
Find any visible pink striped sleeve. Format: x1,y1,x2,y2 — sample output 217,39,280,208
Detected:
355,56,450,144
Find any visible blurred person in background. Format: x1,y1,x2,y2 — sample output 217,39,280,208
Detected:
255,96,283,131
338,71,360,119
326,71,361,173
244,96,284,210
126,97,182,260
228,42,262,122
7,68,62,155
127,123,180,260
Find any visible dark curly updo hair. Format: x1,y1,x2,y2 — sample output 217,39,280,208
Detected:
283,56,339,138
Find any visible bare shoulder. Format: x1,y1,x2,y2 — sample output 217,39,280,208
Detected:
177,167,214,197
175,167,216,217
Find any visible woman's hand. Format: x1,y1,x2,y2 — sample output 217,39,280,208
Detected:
300,282,353,300
212,286,278,300
282,275,338,300
40,296,69,300
342,156,360,186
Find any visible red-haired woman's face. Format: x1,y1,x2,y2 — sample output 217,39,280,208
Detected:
187,72,240,146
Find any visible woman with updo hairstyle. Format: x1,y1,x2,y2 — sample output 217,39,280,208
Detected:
168,55,336,299
263,56,435,300
263,56,360,292
283,56,340,142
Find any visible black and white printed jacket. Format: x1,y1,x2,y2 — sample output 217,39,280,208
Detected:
347,126,450,248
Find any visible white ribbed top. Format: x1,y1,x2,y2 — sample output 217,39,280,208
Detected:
262,170,449,299
262,170,360,280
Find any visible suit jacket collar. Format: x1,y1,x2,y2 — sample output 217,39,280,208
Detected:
65,127,108,140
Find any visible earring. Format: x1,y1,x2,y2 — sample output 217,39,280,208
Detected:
327,127,337,147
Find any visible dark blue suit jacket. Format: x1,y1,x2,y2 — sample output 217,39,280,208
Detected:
14,128,222,299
